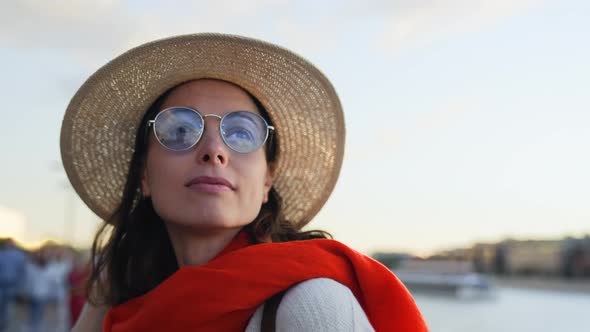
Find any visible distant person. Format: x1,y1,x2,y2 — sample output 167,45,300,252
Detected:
0,238,26,332
24,249,54,332
44,245,73,331
62,34,428,331
68,251,90,327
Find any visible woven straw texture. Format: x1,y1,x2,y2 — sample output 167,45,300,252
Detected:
60,33,345,228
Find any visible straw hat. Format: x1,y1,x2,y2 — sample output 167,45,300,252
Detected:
60,33,345,229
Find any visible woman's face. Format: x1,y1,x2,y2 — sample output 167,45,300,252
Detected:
141,79,273,233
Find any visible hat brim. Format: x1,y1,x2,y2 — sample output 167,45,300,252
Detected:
60,33,345,228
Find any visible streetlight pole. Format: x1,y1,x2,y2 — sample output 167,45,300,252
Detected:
51,160,76,245
62,180,76,245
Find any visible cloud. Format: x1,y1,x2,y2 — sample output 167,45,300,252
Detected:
0,0,134,67
2,0,548,63
0,0,318,69
357,0,546,52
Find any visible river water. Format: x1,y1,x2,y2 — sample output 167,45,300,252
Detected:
414,287,590,332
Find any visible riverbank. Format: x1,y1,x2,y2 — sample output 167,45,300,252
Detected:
491,276,590,294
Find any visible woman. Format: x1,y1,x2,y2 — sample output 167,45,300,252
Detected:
62,34,427,331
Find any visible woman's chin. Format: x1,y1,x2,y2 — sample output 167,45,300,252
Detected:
164,218,247,233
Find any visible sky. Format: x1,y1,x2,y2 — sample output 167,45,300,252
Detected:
0,0,588,254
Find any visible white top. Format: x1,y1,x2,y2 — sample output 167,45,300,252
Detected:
45,260,73,300
23,262,53,300
245,278,375,331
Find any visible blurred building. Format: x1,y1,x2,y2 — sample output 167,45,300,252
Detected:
500,240,563,276
562,235,590,277
472,243,498,274
371,252,412,269
375,235,590,278
470,236,590,278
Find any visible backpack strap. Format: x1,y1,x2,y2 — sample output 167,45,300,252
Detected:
261,290,286,332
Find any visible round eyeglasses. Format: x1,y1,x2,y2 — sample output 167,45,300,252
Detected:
148,107,274,153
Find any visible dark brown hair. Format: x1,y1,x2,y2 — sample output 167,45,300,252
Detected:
87,81,330,306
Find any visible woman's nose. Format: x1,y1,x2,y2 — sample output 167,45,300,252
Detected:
196,117,228,166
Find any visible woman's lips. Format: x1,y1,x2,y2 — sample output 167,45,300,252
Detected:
185,176,234,193
188,183,232,193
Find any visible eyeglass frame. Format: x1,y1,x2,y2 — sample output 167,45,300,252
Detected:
147,106,275,153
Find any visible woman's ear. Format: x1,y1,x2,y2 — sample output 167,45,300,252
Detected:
263,168,273,203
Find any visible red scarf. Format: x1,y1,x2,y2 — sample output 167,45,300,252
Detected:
103,232,428,331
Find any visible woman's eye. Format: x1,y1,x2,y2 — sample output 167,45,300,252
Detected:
158,122,199,149
173,126,188,138
226,128,254,142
